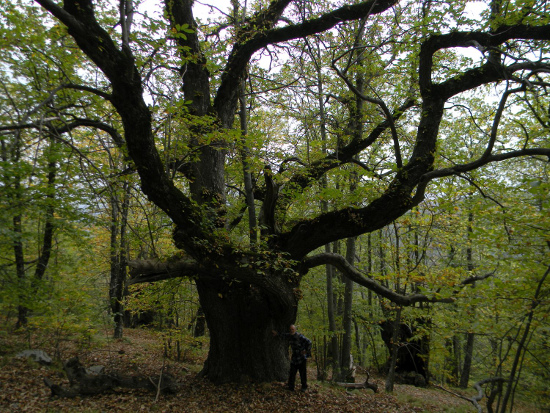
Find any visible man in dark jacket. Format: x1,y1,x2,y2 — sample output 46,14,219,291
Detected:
273,325,312,391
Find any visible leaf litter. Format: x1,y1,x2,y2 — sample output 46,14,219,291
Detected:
1,329,472,412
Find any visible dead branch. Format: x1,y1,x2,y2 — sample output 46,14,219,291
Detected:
43,357,178,398
336,372,378,393
434,377,505,413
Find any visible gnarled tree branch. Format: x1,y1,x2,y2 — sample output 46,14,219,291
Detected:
301,252,454,306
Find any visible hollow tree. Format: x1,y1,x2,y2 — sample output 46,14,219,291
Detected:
33,0,550,384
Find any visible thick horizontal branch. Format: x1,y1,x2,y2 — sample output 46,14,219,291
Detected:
63,83,112,101
128,256,299,312
56,119,125,148
423,25,550,57
412,148,550,204
302,252,454,306
260,0,398,47
0,118,125,151
419,25,550,97
0,122,55,134
215,0,397,124
129,253,298,292
127,259,203,284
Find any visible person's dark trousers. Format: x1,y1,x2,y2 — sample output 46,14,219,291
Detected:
288,361,307,390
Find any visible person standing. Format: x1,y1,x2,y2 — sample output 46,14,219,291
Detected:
273,325,312,391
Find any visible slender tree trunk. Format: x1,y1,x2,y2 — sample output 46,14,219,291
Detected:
338,236,356,382
326,243,340,378
14,212,27,328
379,229,386,279
452,335,461,383
337,22,364,380
110,179,130,339
500,264,549,412
367,233,373,309
11,132,27,328
34,153,56,282
354,319,363,367
15,136,57,328
234,0,257,245
314,55,340,380
385,307,402,392
460,211,476,388
460,333,475,388
239,79,257,245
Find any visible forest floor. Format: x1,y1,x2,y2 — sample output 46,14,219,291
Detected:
0,328,539,412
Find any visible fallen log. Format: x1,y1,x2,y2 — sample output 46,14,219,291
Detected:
337,372,378,393
43,357,179,398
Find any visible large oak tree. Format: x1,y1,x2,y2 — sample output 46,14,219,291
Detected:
31,0,550,383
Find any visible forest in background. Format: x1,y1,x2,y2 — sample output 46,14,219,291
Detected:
0,0,549,412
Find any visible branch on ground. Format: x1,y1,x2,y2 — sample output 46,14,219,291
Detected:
336,371,378,393
43,357,179,398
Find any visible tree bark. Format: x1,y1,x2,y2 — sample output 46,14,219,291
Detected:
195,276,296,383
385,307,401,392
239,79,257,244
380,317,429,386
460,210,476,388
110,180,130,339
14,212,27,328
338,236,356,382
12,130,27,328
192,307,206,338
326,244,340,379
460,332,475,388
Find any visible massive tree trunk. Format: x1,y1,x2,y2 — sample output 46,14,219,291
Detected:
380,317,429,386
195,276,296,383
128,257,300,384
